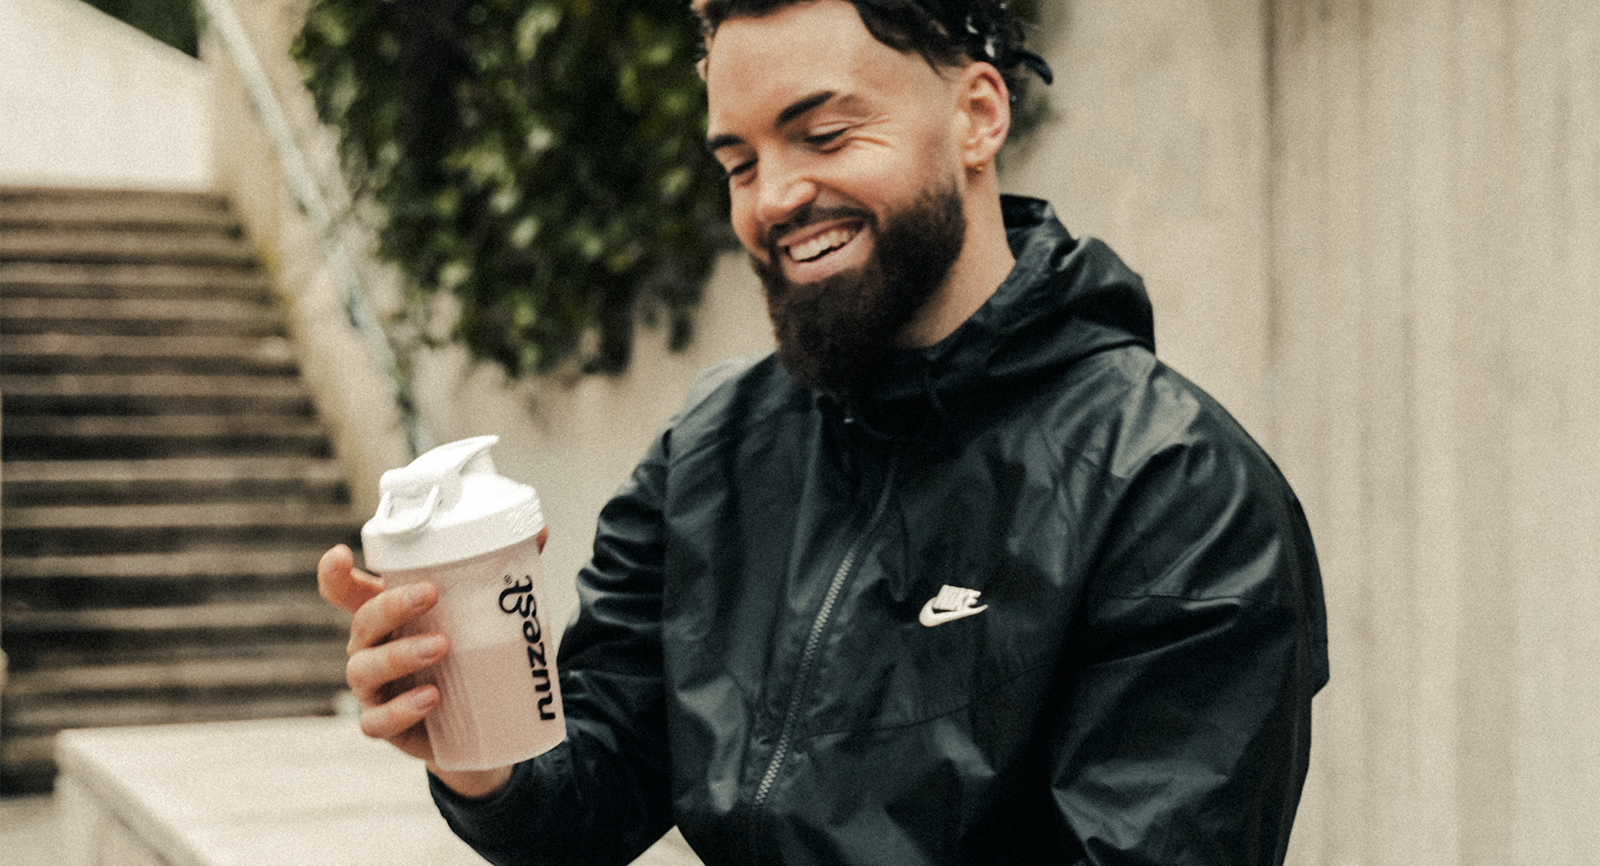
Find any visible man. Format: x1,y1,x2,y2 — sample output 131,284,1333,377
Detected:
318,1,1329,863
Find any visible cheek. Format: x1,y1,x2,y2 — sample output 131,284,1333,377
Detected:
728,191,768,260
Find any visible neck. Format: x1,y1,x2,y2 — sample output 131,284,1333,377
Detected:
897,184,1013,348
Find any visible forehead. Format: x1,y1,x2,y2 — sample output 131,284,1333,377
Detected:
704,0,946,133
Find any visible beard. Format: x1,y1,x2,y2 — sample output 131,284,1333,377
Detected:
752,181,967,393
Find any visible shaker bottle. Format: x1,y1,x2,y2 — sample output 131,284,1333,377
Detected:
361,435,565,770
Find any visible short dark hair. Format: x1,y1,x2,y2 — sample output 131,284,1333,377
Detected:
696,0,1052,99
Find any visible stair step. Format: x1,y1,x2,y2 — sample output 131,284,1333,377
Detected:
0,190,240,232
3,654,348,697
0,546,339,582
2,604,346,668
0,185,231,210
3,620,347,674
3,505,361,558
0,333,298,375
2,411,322,434
3,598,347,636
3,694,342,742
0,296,280,336
6,501,357,529
0,373,313,415
2,414,331,460
0,547,338,610
0,261,271,298
0,227,257,266
1,458,349,504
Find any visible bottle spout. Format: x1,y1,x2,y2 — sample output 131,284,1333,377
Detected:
370,435,500,535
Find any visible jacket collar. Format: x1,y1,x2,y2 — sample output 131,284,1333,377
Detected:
827,195,1155,445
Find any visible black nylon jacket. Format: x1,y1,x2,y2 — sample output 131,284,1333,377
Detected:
432,197,1329,866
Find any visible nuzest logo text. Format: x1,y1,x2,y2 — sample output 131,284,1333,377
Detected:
499,573,557,721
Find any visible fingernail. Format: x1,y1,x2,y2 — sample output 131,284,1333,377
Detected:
412,690,437,712
414,636,445,659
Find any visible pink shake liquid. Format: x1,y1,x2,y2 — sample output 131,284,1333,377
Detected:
388,538,565,771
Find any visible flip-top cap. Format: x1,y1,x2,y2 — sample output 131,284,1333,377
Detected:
361,436,544,572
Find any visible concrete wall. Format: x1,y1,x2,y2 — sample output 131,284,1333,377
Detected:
1010,3,1600,865
0,0,212,190
1267,2,1600,864
201,0,416,521
1004,0,1274,440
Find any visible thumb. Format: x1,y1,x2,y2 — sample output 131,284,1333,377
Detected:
318,544,385,614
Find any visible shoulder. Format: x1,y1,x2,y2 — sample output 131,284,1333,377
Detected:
679,350,771,412
659,351,806,459
1056,349,1327,687
1045,346,1313,596
1046,344,1275,488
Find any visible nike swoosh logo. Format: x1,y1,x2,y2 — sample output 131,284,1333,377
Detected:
918,599,989,627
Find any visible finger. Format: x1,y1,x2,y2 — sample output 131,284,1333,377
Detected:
359,683,440,745
348,580,438,656
318,545,385,614
345,632,449,703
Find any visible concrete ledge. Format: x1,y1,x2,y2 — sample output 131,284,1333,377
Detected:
54,717,489,866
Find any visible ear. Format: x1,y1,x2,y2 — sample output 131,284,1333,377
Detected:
954,62,1011,172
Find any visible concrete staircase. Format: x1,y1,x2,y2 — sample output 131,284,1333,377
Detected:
0,187,361,793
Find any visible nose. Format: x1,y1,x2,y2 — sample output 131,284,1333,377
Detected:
754,163,817,237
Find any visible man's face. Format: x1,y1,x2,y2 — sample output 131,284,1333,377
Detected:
704,0,971,389
750,180,966,391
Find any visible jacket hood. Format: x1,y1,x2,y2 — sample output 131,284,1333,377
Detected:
838,195,1155,444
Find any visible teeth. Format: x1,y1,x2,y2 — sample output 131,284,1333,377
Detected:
788,227,857,263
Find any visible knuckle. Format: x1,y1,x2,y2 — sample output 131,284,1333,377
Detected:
348,594,399,650
358,710,389,740
345,623,372,658
345,646,392,693
344,654,365,688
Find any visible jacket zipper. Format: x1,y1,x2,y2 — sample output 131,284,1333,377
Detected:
751,457,900,812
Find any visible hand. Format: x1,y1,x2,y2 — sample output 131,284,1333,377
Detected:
318,545,513,798
318,544,444,762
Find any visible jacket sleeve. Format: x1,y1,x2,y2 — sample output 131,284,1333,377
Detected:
1050,410,1329,865
430,424,677,866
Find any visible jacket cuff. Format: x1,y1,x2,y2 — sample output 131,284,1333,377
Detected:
428,745,577,864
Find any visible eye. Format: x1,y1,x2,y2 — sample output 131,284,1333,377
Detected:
721,158,756,182
803,127,847,148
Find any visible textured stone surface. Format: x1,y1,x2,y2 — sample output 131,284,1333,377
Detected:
0,794,63,866
53,718,705,866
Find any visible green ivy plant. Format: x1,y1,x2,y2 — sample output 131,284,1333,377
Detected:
294,0,1043,378
295,0,727,375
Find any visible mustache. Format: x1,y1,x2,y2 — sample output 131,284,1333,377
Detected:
763,204,874,253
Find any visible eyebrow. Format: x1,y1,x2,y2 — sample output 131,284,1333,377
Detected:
705,89,839,154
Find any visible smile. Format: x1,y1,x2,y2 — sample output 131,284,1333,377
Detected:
785,225,861,264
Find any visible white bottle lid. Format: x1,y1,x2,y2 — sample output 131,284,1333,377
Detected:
361,435,544,572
